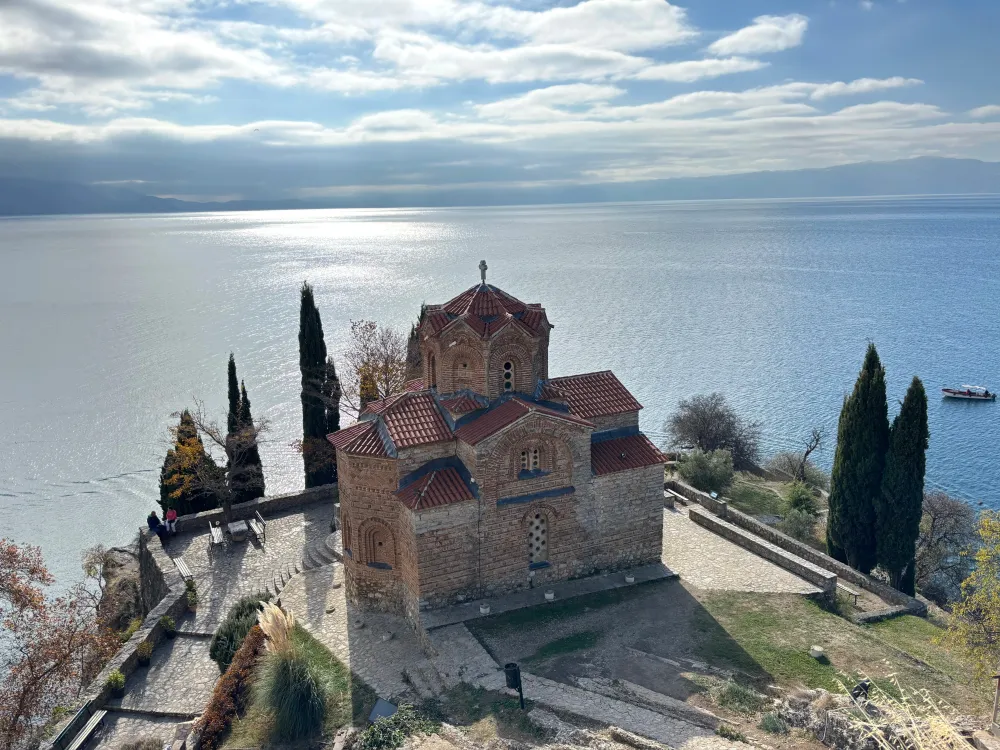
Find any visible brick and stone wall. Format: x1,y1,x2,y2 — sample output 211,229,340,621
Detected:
589,411,640,432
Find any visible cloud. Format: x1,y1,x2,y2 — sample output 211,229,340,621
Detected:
807,76,922,99
634,57,767,82
476,83,625,121
969,105,1000,119
707,14,808,56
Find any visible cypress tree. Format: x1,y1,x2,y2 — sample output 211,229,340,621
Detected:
299,282,339,487
227,353,240,434
232,380,265,503
827,343,889,573
876,376,929,593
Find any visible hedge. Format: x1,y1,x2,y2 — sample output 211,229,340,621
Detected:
197,624,266,750
209,593,270,672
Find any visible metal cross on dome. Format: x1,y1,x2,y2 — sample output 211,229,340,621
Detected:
479,259,488,284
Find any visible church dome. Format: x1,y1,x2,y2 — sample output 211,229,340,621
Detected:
421,283,547,339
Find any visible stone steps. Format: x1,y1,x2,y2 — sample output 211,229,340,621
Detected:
262,533,342,602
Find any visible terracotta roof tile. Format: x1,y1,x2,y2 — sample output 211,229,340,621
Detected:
404,378,425,392
430,284,544,340
454,397,592,445
395,467,474,511
381,392,453,448
326,421,390,458
440,395,484,415
544,371,643,419
591,434,665,476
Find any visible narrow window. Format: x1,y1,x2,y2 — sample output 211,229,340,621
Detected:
503,361,514,392
429,355,437,388
528,513,548,564
531,447,540,470
520,450,528,471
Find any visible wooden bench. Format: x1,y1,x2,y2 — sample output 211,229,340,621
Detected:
208,523,225,559
54,706,107,750
838,582,861,607
248,510,266,545
173,556,193,580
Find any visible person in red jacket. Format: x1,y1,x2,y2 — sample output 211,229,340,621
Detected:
165,508,178,535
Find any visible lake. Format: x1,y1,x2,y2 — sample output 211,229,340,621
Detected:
2,195,998,585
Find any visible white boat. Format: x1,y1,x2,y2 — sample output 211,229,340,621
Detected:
941,385,996,401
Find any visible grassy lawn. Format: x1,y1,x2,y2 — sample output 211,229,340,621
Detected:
697,591,989,712
725,479,787,516
523,631,600,665
424,685,552,744
223,626,378,749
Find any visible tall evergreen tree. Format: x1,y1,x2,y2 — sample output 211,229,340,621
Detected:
876,376,929,593
827,343,889,573
159,410,223,516
299,282,339,487
227,353,240,434
232,381,265,503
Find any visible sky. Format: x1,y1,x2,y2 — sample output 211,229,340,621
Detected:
1,0,1000,201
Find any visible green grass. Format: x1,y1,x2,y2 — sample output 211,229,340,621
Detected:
223,626,377,749
713,681,769,715
716,724,748,743
524,631,600,664
472,586,647,634
758,712,789,735
426,684,552,744
354,705,439,750
695,591,989,711
725,481,787,517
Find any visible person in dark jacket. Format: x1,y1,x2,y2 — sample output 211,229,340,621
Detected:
147,511,167,544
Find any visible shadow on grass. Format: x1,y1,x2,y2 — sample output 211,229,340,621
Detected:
421,685,554,744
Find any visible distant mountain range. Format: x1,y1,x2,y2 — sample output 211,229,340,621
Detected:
2,157,1000,216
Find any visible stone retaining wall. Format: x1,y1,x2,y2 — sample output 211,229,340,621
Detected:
669,479,926,620
42,532,189,750
688,507,837,600
175,484,338,533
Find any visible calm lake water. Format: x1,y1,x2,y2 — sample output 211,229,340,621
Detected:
2,196,999,585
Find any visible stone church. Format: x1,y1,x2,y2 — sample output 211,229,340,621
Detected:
328,265,665,625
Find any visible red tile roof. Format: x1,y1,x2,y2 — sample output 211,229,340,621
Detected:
326,421,390,458
380,392,453,448
394,467,474,511
543,371,643,419
591,434,666,476
424,284,546,340
440,395,484,415
404,378,425,392
454,397,592,445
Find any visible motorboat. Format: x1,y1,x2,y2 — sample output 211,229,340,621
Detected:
941,385,996,401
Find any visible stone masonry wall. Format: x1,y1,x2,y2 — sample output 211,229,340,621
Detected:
338,452,408,614
587,464,666,569
174,484,338,532
590,411,640,432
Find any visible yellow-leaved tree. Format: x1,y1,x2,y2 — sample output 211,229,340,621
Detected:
947,510,1000,679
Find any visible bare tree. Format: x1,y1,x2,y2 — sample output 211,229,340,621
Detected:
797,428,824,482
915,491,978,604
666,393,762,470
341,320,409,417
184,401,269,523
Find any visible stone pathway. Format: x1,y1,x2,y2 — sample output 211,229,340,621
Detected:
426,623,736,750
661,507,820,595
276,563,422,700
107,635,217,717
93,713,190,750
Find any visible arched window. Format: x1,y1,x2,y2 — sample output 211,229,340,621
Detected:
528,512,548,565
361,521,396,570
520,450,528,471
429,355,437,389
531,447,540,470
502,361,514,392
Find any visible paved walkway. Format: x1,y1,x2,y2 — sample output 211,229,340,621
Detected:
276,563,422,700
96,502,336,747
661,507,819,595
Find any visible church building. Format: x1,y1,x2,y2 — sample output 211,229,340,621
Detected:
328,263,666,626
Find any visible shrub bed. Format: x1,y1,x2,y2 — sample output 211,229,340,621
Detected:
197,624,266,750
209,593,270,672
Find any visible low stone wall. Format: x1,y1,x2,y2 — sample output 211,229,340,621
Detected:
43,532,189,750
689,507,837,600
175,484,338,533
667,478,926,620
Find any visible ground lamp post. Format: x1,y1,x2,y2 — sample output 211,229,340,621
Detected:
505,662,525,710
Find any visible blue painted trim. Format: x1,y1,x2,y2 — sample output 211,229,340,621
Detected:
518,469,550,480
497,486,574,507
591,425,640,444
529,561,550,570
344,549,352,558
397,456,479,499
368,562,392,570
